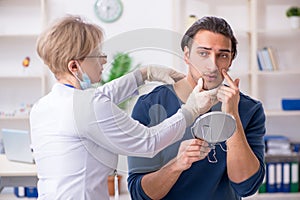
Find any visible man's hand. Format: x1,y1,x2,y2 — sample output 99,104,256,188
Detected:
174,139,211,172
217,69,240,115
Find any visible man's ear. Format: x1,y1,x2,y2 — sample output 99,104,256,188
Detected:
183,46,190,64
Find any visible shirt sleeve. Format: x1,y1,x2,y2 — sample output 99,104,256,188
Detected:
82,89,187,158
127,93,167,199
96,70,143,105
127,95,170,173
230,102,266,197
127,172,152,200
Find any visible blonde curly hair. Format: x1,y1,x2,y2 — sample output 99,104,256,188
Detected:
36,15,104,79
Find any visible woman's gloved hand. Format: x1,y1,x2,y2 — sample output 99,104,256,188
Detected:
140,66,186,84
181,78,219,126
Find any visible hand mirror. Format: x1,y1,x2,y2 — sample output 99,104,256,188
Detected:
191,111,236,163
191,111,236,145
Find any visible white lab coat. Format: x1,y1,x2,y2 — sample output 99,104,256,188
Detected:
30,71,187,200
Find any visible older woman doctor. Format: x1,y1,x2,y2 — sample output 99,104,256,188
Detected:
30,15,218,199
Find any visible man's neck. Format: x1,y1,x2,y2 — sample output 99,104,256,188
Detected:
187,73,197,89
173,77,194,103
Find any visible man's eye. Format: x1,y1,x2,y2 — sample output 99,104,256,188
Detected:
198,52,208,57
220,53,229,59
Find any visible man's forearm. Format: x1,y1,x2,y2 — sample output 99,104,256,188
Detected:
226,115,260,183
141,158,183,199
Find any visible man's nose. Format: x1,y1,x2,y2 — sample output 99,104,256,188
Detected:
206,55,218,71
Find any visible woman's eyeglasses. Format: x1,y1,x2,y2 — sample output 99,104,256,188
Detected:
84,55,107,59
74,53,107,60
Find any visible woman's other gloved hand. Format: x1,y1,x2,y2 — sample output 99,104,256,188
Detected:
140,66,186,84
181,78,219,126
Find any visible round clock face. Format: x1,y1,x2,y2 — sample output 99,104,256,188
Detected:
94,0,123,23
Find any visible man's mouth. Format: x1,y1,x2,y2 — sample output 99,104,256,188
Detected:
203,73,218,81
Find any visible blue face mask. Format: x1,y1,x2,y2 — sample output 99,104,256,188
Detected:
79,72,92,90
73,63,101,89
73,63,92,90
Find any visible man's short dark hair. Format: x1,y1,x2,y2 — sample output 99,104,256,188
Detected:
181,16,238,60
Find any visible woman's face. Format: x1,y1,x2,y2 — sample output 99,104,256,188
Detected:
80,52,107,83
184,30,233,90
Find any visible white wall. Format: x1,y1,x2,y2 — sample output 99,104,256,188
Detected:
44,0,187,91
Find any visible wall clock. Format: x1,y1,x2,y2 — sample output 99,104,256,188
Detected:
94,0,123,23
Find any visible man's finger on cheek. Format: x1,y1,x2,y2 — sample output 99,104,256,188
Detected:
222,69,235,87
234,78,240,88
222,69,240,91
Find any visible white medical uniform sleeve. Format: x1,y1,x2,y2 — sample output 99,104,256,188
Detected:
88,98,187,158
97,70,143,105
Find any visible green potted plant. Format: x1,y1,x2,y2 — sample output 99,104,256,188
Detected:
102,52,133,84
102,52,140,109
286,6,300,29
